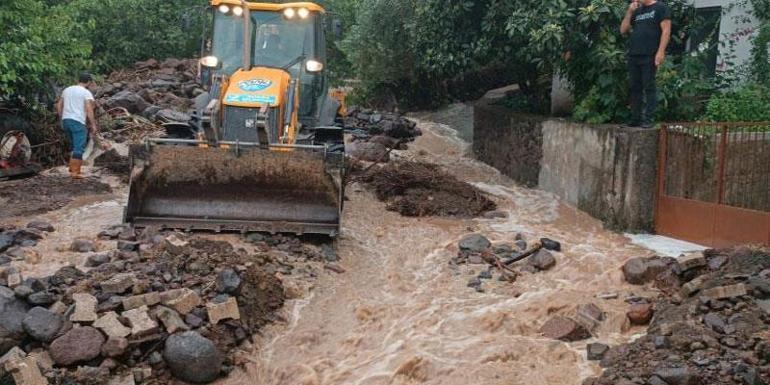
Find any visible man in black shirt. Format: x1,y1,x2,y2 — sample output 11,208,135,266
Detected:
620,0,671,128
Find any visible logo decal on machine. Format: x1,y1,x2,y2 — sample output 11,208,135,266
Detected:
225,94,277,104
237,79,273,92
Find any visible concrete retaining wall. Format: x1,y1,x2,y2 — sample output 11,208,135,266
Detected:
473,101,659,232
473,101,545,188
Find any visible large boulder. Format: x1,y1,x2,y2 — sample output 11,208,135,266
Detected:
22,306,63,342
49,326,105,366
348,142,389,163
0,286,30,336
458,234,491,254
622,257,671,285
105,91,150,114
539,316,591,341
164,331,223,383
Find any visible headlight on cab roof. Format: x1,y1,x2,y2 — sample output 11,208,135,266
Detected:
306,59,324,72
232,6,243,16
218,4,229,14
200,56,219,68
297,8,310,18
283,8,296,19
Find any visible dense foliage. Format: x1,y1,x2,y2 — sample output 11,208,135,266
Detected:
0,0,204,106
2,0,769,123
336,0,770,122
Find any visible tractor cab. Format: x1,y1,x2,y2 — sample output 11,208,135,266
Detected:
202,1,335,133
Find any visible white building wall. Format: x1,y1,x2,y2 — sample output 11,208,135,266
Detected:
693,0,759,71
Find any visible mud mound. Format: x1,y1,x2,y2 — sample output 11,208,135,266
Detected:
239,266,285,330
587,247,770,385
359,161,497,217
94,149,130,181
0,174,112,218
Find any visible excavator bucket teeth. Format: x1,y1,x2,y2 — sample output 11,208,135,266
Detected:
124,145,343,236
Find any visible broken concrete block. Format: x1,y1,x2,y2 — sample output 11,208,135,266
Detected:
681,275,708,297
0,347,25,377
5,354,48,385
575,303,604,331
122,292,160,311
70,293,98,322
101,273,136,294
163,235,189,254
677,253,707,272
154,306,189,334
6,272,21,288
206,297,241,325
122,305,158,336
132,367,152,382
49,301,68,315
108,373,136,385
94,311,131,338
101,337,129,358
161,288,201,314
702,284,749,300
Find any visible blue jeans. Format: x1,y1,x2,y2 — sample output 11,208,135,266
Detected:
62,119,88,160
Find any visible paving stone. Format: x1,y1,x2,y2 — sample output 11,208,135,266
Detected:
132,367,152,382
93,311,131,338
677,252,707,272
70,293,98,322
702,283,748,300
108,374,136,385
4,354,48,385
682,276,708,297
122,306,158,336
6,272,21,288
161,288,201,314
587,343,609,360
122,292,160,311
154,306,189,334
101,337,129,358
101,273,136,294
206,297,241,325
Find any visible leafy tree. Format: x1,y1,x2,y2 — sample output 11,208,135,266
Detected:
0,0,91,105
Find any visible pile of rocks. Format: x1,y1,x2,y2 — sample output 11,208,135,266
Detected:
94,58,202,143
583,247,770,385
0,222,54,266
0,225,325,384
451,233,561,293
345,107,422,163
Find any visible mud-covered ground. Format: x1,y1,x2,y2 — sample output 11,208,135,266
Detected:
0,107,744,385
0,172,112,219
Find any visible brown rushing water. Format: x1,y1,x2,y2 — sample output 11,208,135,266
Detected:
3,109,658,385
223,114,657,385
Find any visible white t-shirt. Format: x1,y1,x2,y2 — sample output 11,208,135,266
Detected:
61,85,95,125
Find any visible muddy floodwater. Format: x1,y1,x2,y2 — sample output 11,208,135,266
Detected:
227,109,656,385
1,106,658,385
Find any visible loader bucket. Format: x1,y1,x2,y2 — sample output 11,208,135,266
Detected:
124,144,343,236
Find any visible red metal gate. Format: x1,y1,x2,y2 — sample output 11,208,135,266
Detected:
655,123,770,248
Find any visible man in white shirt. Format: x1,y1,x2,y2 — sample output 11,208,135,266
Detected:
55,73,98,178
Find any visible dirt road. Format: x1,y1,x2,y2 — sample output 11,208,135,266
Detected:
0,107,657,384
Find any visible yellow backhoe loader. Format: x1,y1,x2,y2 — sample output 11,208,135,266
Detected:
125,1,346,236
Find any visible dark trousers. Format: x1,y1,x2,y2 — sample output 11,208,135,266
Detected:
628,55,657,124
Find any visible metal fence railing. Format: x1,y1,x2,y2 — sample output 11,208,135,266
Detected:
660,122,770,212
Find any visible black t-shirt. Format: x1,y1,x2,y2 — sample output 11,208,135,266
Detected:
629,1,671,56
